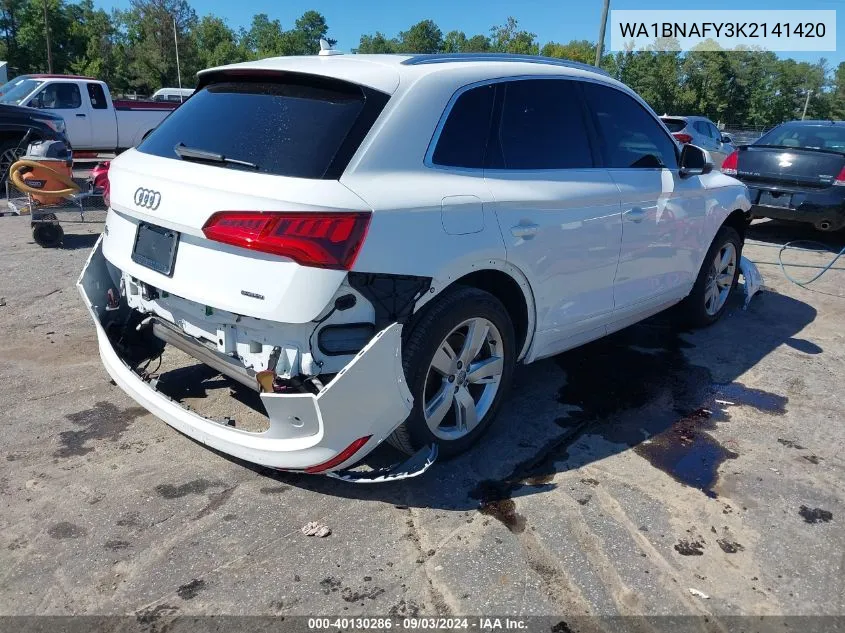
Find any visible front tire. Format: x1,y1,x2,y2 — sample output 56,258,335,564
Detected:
389,286,516,458
0,140,24,188
679,225,741,328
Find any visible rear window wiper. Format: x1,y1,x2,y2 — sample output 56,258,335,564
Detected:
174,143,259,170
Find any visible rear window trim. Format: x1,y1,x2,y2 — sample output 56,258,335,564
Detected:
139,71,390,180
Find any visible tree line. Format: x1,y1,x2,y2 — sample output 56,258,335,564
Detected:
2,0,844,126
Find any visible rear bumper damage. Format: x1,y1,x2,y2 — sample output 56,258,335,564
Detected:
78,236,420,475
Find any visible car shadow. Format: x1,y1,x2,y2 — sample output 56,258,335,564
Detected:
747,218,845,250
60,232,101,250
236,287,817,516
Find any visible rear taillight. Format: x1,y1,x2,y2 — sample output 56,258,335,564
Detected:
721,150,739,176
305,436,372,473
834,166,845,186
202,211,371,270
672,132,693,144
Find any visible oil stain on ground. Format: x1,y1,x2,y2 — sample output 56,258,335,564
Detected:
799,506,833,524
56,402,147,458
633,408,738,498
674,539,705,556
155,479,223,499
470,480,527,533
47,522,87,539
470,315,788,529
176,579,206,600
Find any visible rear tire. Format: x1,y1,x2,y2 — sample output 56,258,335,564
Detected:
678,225,741,328
388,286,516,458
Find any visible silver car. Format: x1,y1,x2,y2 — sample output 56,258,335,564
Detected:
661,115,736,169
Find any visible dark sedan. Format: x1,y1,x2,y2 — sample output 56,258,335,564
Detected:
722,120,845,232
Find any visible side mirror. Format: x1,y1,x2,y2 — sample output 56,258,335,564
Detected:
679,144,713,178
27,93,43,109
721,134,733,144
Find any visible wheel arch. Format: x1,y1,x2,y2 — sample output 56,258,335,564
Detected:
722,208,751,243
417,261,536,362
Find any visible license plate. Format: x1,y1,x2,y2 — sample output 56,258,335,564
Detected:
131,222,179,276
758,190,792,208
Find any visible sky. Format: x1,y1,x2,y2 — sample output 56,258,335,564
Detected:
93,0,844,68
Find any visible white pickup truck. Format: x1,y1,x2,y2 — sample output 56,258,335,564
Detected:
0,75,179,152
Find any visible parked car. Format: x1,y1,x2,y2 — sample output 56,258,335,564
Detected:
722,120,845,232
661,115,736,169
0,76,177,152
151,88,194,103
79,52,751,478
0,102,69,186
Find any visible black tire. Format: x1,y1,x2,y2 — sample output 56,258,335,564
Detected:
32,216,64,248
388,286,516,458
678,225,742,328
0,139,24,188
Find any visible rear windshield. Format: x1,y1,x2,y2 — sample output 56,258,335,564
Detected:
756,125,845,153
137,76,387,179
661,118,687,133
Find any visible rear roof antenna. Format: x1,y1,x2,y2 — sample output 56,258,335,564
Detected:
318,38,343,56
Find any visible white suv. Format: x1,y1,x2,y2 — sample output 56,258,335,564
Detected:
79,52,751,479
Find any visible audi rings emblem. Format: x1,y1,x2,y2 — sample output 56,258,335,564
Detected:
134,188,162,210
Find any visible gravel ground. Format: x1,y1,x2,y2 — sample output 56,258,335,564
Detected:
0,213,843,628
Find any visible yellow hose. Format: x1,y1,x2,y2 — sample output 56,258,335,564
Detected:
9,159,81,196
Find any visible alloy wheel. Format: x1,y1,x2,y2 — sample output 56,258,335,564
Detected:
704,242,737,316
422,317,504,441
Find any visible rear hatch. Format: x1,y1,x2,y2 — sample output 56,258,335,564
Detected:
102,72,389,324
661,117,688,133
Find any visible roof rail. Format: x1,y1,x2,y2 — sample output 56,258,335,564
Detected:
401,53,610,76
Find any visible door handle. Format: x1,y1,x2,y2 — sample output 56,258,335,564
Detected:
624,207,646,223
511,223,539,238
75,113,86,118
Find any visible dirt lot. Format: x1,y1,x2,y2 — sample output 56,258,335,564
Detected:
0,212,843,627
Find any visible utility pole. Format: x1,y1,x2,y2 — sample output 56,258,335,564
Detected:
173,18,183,99
801,89,813,120
595,0,610,67
43,0,53,73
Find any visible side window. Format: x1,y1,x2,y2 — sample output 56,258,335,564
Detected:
693,121,709,137
582,82,678,169
87,83,107,110
709,123,722,140
431,84,495,168
489,79,593,170
39,83,82,110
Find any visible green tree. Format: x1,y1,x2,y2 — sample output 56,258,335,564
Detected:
0,0,27,74
397,19,442,53
192,15,241,69
240,13,284,58
118,0,199,93
464,34,491,52
541,39,594,63
292,10,333,54
441,30,467,53
832,62,845,119
490,17,537,55
355,31,399,54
